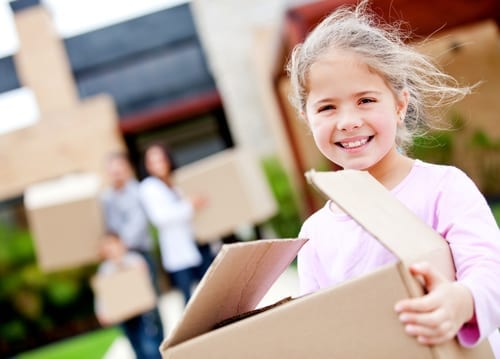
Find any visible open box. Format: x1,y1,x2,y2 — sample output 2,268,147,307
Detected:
160,170,493,358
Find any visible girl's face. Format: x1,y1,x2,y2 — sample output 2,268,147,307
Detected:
304,50,408,174
145,146,171,178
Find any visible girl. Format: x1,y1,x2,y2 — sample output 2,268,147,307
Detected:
287,0,500,355
139,144,209,304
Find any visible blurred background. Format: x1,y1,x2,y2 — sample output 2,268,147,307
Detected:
0,0,498,357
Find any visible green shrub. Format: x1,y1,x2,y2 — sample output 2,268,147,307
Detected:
409,110,500,198
491,203,500,226
261,157,302,238
0,217,98,357
410,132,454,165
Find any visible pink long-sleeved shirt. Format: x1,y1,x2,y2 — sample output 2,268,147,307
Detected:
298,160,500,356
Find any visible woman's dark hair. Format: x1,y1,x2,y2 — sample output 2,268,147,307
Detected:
139,142,178,179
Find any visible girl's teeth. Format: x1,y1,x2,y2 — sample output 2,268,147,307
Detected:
342,138,368,148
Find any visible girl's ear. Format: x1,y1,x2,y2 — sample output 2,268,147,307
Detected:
300,110,308,122
396,88,410,123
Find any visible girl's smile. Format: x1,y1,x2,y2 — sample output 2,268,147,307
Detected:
335,135,374,150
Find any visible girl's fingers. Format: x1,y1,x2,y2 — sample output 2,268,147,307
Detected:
408,262,446,292
395,264,472,346
399,309,444,328
399,306,457,344
395,291,439,313
395,262,449,313
405,323,455,345
394,296,436,313
402,310,455,344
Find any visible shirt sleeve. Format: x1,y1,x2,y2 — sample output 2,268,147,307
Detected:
436,168,500,347
100,184,152,249
297,222,321,295
139,178,194,228
100,191,116,231
117,184,152,247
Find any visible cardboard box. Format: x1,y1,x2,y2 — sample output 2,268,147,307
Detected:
173,148,277,243
91,265,156,324
13,6,79,113
24,173,104,272
160,170,493,358
0,95,125,200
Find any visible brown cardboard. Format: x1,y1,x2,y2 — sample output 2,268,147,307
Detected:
91,265,156,324
13,6,79,113
0,94,125,200
164,238,307,348
173,148,277,243
24,173,104,272
160,170,493,358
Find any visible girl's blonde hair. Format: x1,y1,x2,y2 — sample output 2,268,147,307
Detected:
286,0,472,150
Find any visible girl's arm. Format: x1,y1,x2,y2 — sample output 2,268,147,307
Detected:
396,168,500,346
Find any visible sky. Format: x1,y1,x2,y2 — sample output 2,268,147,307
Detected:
0,0,189,56
0,0,188,134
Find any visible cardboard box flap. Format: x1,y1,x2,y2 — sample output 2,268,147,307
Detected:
163,238,308,349
306,169,455,280
24,173,101,209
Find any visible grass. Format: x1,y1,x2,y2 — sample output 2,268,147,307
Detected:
17,327,122,359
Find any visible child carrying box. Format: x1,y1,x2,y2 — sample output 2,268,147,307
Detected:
93,233,164,359
287,0,500,355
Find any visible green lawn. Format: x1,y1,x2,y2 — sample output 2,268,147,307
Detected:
17,327,122,359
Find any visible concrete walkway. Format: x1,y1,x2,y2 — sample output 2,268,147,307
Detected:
103,265,300,358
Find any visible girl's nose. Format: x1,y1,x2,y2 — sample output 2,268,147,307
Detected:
336,112,363,132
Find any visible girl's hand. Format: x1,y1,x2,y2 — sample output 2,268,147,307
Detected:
394,262,474,345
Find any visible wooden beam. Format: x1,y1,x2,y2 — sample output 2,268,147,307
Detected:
119,90,223,134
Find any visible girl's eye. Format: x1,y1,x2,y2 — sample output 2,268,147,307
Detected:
359,98,375,104
318,104,335,112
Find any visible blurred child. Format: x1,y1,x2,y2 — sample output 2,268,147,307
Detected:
101,152,160,293
95,233,164,359
287,0,500,355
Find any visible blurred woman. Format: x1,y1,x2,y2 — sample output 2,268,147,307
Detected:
139,144,209,304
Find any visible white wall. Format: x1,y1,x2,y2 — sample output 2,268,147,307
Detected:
189,0,288,156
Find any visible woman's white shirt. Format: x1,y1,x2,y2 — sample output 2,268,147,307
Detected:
139,176,202,272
